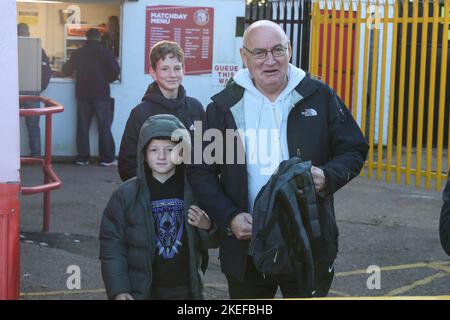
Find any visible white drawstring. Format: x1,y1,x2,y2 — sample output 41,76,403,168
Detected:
250,96,264,162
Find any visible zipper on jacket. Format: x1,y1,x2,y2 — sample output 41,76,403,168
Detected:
142,191,155,299
144,242,155,299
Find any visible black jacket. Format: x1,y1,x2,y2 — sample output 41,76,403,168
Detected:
252,158,323,296
100,115,216,300
186,74,369,280
63,40,120,99
440,173,450,255
118,83,205,181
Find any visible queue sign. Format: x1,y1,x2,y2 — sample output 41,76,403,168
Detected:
145,6,214,75
212,64,240,87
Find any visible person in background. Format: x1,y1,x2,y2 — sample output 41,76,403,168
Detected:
63,28,120,166
440,172,450,255
102,15,120,59
17,23,52,158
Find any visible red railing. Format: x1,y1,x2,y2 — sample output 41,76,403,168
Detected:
19,95,64,232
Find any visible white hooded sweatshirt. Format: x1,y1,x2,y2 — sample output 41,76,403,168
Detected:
233,64,306,214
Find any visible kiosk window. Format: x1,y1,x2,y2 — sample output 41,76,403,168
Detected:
17,1,122,79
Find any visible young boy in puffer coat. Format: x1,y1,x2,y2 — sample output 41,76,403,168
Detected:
100,114,216,300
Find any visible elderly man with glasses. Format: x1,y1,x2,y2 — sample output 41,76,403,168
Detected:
187,20,368,299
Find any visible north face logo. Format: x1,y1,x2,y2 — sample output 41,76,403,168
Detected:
301,108,318,117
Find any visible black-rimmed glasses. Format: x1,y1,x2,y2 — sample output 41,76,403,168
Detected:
243,42,289,59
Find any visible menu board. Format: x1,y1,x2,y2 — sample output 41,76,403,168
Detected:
145,6,214,75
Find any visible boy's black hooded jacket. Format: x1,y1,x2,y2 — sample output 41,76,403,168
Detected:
100,114,215,300
118,83,205,181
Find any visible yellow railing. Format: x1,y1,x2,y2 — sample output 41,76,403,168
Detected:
310,0,450,191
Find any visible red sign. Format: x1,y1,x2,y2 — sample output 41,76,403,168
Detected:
145,6,214,75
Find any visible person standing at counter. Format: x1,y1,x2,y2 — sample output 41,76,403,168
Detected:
17,23,52,158
63,28,120,166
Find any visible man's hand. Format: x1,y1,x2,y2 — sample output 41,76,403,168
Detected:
311,166,326,192
229,212,252,240
113,293,134,300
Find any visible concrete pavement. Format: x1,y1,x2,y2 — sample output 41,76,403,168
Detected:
18,162,450,299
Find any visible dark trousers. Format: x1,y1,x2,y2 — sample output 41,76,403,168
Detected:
150,285,191,300
20,91,41,157
76,97,115,163
226,256,334,299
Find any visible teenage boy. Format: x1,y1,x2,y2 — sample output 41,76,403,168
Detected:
118,41,204,181
100,114,215,300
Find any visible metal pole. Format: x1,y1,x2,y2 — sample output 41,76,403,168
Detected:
43,113,52,232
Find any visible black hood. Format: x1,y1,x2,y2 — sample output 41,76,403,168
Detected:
137,114,191,190
141,82,187,111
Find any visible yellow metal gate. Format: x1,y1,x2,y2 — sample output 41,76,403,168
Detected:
310,0,450,191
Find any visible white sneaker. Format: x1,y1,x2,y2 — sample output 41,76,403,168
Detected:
99,160,117,167
75,161,90,166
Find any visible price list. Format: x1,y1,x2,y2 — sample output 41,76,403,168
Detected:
145,6,214,75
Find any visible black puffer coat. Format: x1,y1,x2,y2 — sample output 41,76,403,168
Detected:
100,114,215,299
